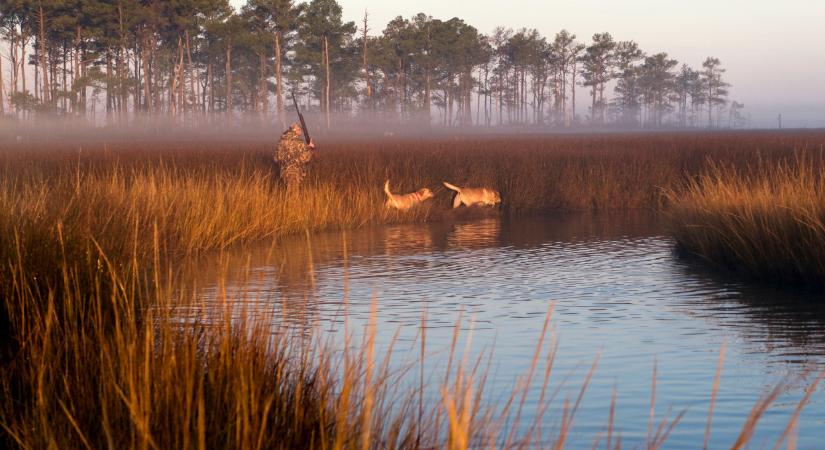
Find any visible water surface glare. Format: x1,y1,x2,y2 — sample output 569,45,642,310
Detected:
176,214,825,448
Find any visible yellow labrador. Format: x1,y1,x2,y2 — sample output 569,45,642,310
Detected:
443,181,501,208
384,180,434,211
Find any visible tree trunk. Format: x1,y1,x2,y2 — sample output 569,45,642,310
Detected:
707,84,712,128
74,26,81,115
591,86,597,125
141,32,152,114
483,65,489,126
170,36,184,118
49,50,57,109
62,43,68,113
133,44,140,114
199,64,206,114
570,61,577,127
152,41,160,113
178,39,185,116
35,52,40,101
185,31,196,115
115,47,123,118
561,65,567,125
467,70,473,125
497,70,502,126
81,34,88,115
21,33,27,97
250,82,257,115
274,32,283,127
225,41,232,120
106,53,113,122
324,36,330,129
207,61,213,115
521,68,526,124
170,45,178,117
0,40,3,115
519,68,524,123
9,32,16,114
476,69,481,126
118,2,127,119
512,70,517,124
362,12,371,114
259,52,267,120
9,33,15,99
456,72,463,125
425,69,431,124
38,4,51,104
402,59,408,120
395,57,402,119
447,74,453,126
443,85,449,126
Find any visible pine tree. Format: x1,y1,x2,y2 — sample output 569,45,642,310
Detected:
701,57,729,128
638,52,678,127
612,40,644,126
294,0,356,128
581,32,616,125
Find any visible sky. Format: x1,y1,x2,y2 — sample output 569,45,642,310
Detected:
231,0,825,127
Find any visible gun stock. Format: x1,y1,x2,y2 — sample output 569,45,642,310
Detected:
291,92,311,145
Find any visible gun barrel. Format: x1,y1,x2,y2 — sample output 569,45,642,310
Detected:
291,92,311,145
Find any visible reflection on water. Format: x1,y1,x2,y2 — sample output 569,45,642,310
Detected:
171,213,825,448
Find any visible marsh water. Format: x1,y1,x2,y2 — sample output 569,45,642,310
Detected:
173,213,825,448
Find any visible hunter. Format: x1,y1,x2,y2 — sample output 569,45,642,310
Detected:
275,122,316,191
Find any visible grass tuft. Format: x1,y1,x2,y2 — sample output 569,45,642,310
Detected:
667,155,825,284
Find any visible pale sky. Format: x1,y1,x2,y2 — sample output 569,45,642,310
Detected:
232,0,825,127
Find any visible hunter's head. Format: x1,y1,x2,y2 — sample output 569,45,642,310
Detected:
290,123,302,135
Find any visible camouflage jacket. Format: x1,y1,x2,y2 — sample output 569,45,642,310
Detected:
275,128,313,166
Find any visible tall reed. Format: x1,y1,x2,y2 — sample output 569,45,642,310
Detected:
3,131,821,288
667,155,825,284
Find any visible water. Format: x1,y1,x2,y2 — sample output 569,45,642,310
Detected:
173,213,825,448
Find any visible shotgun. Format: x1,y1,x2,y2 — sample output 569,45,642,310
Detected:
291,92,311,145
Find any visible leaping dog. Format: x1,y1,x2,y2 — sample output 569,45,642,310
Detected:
442,181,501,208
384,180,434,211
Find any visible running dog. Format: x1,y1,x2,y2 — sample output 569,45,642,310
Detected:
442,181,501,208
384,180,434,211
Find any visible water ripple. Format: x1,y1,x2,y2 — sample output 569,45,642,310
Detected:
169,213,825,449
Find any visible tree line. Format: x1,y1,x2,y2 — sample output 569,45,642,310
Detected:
0,0,746,129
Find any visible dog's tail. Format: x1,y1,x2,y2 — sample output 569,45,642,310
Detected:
442,181,462,192
384,180,392,197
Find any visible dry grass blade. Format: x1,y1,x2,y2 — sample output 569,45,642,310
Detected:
649,407,687,450
417,306,428,449
435,307,464,445
703,341,727,450
607,385,617,450
730,381,787,450
505,303,554,448
57,400,95,450
787,421,798,450
360,297,378,450
647,358,657,449
772,368,825,450
553,353,600,450
523,330,559,447
0,423,32,450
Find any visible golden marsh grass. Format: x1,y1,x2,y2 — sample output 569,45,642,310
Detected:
3,252,818,449
3,131,825,448
667,154,825,284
